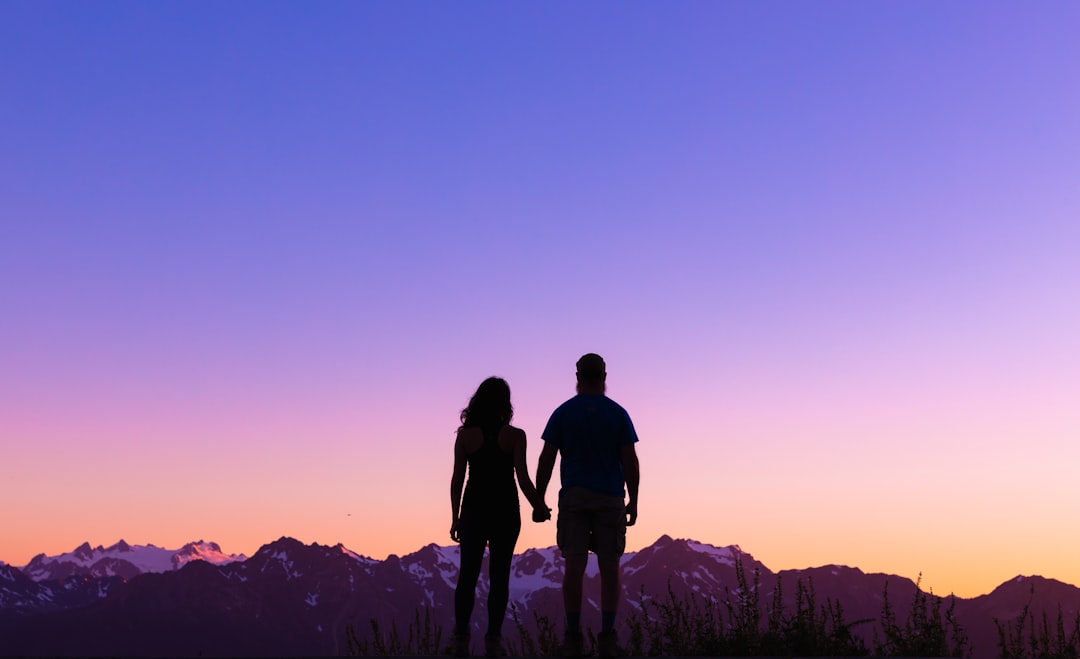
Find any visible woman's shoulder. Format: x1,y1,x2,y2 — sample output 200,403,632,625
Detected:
496,424,525,453
497,424,526,445
456,426,484,452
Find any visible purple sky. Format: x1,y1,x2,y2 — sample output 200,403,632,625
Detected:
2,2,1079,597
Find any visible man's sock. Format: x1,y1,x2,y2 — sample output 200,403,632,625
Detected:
566,612,582,636
601,611,616,634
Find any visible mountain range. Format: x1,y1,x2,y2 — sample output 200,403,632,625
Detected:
19,540,245,582
2,535,1078,657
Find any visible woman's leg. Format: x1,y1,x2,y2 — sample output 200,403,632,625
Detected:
485,514,521,638
455,519,486,637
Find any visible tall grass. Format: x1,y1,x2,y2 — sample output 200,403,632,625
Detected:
346,608,444,656
349,558,1060,657
874,575,969,657
618,558,870,657
995,584,1080,659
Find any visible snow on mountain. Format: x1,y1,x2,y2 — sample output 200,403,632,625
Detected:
686,539,741,566
172,540,247,568
335,543,378,566
395,543,462,608
22,539,246,582
416,543,460,589
0,563,41,609
388,537,737,609
508,546,563,602
0,566,13,582
5,534,1080,658
0,561,123,614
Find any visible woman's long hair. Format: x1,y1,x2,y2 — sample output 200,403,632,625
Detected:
458,377,513,431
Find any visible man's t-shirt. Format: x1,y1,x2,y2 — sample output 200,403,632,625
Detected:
541,393,639,498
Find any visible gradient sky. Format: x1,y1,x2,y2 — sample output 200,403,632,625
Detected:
2,2,1078,598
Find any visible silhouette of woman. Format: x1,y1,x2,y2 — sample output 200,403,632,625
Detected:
450,377,550,657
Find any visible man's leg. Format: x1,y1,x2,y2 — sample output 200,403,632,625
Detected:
597,555,621,656
557,488,591,643
560,553,587,658
562,553,588,634
598,555,620,627
591,492,627,657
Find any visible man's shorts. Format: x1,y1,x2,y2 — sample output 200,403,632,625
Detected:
557,486,627,559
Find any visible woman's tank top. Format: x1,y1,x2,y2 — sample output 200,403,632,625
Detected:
461,423,518,515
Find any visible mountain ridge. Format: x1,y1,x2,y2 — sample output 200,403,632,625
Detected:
3,535,1078,657
15,534,1068,598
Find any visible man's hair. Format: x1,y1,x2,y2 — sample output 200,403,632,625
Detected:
575,353,606,383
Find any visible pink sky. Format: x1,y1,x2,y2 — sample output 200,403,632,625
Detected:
3,3,1079,599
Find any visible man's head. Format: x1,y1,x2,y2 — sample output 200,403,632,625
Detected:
575,353,606,394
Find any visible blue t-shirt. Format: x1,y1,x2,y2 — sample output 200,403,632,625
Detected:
541,394,639,498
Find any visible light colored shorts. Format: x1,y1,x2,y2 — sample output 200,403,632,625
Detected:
557,486,627,559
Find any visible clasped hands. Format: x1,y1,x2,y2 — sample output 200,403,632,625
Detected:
450,502,551,542
531,501,552,523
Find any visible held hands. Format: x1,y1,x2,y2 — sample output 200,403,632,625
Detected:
455,503,550,539
531,502,552,523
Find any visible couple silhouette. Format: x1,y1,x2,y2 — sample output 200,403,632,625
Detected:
449,354,641,658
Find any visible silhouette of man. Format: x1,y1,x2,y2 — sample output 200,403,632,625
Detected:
536,353,640,658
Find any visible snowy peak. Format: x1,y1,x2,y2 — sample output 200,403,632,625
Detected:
509,546,563,600
72,542,95,562
21,540,246,582
686,539,743,565
108,540,133,553
985,574,1078,603
256,536,305,554
513,546,562,576
0,563,21,583
330,542,376,564
395,543,462,605
619,536,760,595
251,537,348,565
245,537,378,583
0,563,40,608
173,540,244,568
626,536,745,569
404,542,464,573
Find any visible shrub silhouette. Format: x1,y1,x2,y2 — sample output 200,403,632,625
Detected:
347,556,873,656
346,559,1080,658
873,574,969,657
995,583,1080,659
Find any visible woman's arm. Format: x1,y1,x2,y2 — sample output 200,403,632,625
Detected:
512,429,550,521
449,431,468,542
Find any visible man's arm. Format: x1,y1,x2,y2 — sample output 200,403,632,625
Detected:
621,443,640,526
536,442,558,503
